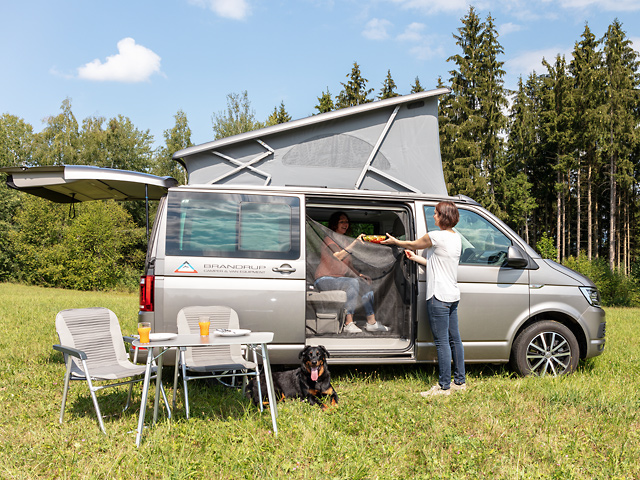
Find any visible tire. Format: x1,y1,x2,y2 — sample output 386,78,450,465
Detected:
511,320,580,376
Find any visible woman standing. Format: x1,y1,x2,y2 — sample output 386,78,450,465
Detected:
382,201,465,395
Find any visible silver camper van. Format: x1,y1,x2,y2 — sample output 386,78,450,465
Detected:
3,89,605,376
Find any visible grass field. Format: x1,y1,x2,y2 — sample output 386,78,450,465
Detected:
1,282,638,479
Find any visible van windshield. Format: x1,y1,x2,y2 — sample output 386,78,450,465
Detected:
165,191,301,260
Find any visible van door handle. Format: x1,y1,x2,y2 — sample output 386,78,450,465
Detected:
530,284,544,289
273,264,296,273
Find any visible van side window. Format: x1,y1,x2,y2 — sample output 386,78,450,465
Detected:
424,206,511,266
166,192,300,259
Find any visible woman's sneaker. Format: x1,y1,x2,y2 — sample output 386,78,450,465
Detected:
343,322,362,333
451,382,467,392
365,321,390,332
420,385,451,397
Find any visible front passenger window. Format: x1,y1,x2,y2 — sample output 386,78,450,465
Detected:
424,206,511,266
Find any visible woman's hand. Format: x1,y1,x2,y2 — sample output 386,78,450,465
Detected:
349,234,365,250
381,234,397,245
405,249,427,266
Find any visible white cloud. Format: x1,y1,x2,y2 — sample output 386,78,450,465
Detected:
362,18,393,40
397,22,426,42
388,0,471,14
499,22,522,36
409,40,446,60
77,38,162,83
188,0,251,20
558,0,640,11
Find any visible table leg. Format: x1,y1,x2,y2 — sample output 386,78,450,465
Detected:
135,350,154,447
172,348,180,411
260,343,278,436
153,347,165,425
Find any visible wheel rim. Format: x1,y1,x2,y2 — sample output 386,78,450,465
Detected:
525,331,573,376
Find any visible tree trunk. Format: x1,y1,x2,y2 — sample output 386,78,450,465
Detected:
577,161,581,256
609,150,616,271
587,164,592,260
556,170,562,263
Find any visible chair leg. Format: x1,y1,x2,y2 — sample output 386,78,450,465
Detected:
82,360,107,434
124,381,135,412
59,356,73,424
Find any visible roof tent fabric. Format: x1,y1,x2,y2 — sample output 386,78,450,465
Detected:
173,88,449,195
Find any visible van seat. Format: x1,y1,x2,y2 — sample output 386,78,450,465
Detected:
306,290,347,335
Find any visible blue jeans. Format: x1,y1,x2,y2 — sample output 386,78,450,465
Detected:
427,297,465,390
315,276,375,317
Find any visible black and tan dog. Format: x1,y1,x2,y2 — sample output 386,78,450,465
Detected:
247,345,338,409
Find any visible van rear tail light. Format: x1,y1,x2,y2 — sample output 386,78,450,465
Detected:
139,275,155,311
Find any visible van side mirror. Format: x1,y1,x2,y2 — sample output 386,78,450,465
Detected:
505,245,529,268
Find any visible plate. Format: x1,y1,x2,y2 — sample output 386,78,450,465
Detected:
214,329,251,337
149,333,178,341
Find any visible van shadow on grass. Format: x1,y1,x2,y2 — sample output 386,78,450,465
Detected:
327,362,514,383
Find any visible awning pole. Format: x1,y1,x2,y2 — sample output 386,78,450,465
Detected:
145,184,149,244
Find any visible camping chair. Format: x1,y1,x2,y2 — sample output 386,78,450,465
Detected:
175,306,262,419
53,307,170,433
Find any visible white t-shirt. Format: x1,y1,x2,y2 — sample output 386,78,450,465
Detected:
425,229,462,302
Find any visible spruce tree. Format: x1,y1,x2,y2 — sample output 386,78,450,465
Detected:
410,76,425,93
601,20,639,270
315,87,335,114
378,70,399,99
540,55,575,261
569,24,605,259
441,7,508,211
335,62,373,109
266,101,292,126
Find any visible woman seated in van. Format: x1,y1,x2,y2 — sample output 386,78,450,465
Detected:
314,211,390,334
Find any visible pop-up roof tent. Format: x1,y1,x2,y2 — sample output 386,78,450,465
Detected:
173,88,450,195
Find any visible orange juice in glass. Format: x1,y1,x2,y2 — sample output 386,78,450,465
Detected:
198,316,210,336
138,322,151,343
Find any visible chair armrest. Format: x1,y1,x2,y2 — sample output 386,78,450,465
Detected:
53,344,87,360
122,335,136,344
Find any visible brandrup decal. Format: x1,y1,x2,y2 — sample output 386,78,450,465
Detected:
175,261,198,273
203,264,267,274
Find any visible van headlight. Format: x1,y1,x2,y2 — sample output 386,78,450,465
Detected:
579,286,601,307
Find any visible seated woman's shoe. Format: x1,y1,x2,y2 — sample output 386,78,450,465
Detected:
343,322,363,333
365,321,390,332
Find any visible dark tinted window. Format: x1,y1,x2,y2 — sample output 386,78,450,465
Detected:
166,191,300,259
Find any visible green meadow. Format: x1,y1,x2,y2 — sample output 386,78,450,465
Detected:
1,283,638,479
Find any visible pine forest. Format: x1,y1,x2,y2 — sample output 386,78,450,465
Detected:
0,7,639,304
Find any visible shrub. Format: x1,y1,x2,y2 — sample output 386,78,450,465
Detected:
563,254,640,307
11,195,143,291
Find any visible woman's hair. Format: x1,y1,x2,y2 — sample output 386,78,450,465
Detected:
328,211,351,233
436,201,459,229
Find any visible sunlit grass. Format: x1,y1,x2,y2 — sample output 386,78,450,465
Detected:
0,283,638,479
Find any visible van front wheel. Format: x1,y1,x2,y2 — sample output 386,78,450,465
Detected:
511,321,579,376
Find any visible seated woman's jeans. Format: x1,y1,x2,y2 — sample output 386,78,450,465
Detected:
427,297,465,390
314,276,375,317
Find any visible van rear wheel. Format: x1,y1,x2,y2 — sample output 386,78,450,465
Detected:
511,321,579,376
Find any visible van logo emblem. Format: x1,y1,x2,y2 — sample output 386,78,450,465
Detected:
175,261,198,273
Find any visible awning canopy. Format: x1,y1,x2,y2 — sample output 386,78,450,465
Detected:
1,165,178,203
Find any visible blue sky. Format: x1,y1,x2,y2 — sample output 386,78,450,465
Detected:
1,0,639,150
